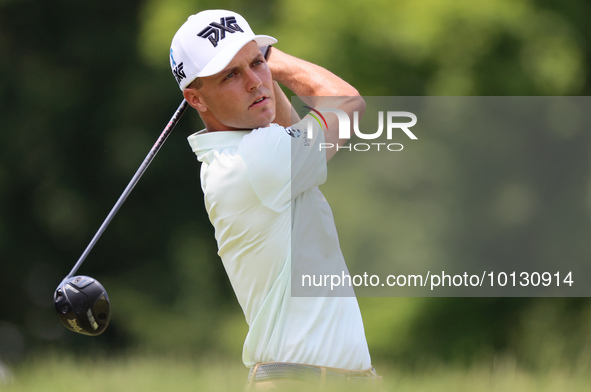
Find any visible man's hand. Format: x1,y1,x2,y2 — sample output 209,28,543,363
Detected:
261,46,297,127
272,81,299,128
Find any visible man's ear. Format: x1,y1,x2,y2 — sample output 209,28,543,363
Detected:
183,88,208,113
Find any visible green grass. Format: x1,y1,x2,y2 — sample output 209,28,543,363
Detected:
2,353,247,392
388,361,591,392
2,353,591,392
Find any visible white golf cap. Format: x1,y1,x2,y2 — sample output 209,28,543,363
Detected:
170,9,277,90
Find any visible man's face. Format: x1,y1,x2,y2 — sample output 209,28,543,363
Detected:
194,41,276,131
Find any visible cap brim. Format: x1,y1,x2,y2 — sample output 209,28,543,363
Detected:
197,35,277,78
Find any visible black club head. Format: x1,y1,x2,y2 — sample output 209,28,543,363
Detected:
54,276,110,336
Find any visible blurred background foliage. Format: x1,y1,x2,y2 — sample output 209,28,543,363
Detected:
1,0,591,381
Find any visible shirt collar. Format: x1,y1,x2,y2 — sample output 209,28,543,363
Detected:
187,129,251,162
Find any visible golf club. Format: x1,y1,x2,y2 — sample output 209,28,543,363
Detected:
54,99,189,335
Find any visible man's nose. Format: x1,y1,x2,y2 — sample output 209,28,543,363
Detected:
245,68,262,90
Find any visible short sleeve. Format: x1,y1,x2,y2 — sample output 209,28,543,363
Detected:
288,118,327,196
240,121,327,211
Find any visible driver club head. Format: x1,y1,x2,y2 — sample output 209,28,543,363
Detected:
54,275,110,336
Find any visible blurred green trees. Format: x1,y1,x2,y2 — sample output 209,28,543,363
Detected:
1,0,590,372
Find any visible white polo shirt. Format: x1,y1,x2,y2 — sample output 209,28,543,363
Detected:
188,121,371,371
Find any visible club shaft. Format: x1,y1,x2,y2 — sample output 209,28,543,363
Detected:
67,99,189,278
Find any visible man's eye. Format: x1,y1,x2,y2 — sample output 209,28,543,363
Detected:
224,72,235,80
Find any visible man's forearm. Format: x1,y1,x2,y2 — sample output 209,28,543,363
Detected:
267,47,360,99
266,47,365,160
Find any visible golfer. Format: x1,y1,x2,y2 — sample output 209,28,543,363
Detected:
170,9,380,390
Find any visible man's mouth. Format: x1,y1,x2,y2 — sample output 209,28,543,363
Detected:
250,96,268,107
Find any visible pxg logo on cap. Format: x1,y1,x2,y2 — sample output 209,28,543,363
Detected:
198,16,244,47
170,9,277,90
170,49,185,84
